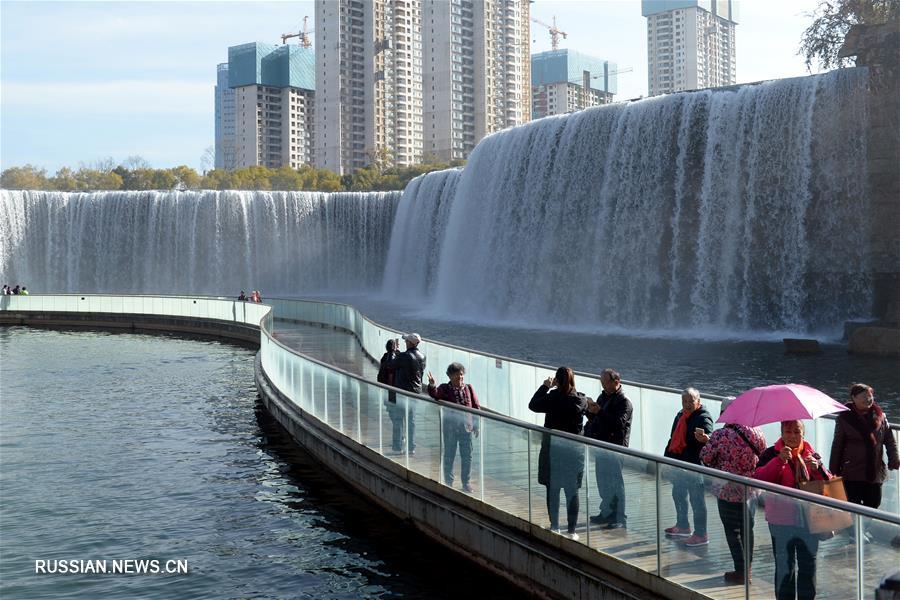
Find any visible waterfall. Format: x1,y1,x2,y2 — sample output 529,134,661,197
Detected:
0,69,874,337
384,68,870,337
0,190,399,295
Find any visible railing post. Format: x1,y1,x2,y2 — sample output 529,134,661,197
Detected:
378,387,383,454
656,462,662,577
743,483,751,600
855,513,864,600
478,414,484,502
527,429,533,524
439,405,445,486
339,378,344,433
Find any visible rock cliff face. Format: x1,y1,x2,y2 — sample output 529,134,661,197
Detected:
849,327,900,358
843,22,900,326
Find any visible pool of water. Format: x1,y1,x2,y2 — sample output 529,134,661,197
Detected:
0,326,519,599
314,294,900,413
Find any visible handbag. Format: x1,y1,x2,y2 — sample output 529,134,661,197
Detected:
798,476,853,534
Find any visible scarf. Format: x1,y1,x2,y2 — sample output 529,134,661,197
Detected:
777,439,811,485
667,410,691,455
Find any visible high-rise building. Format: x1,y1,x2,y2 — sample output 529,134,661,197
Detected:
214,64,236,170
315,0,424,175
221,42,315,170
530,49,617,120
315,0,530,171
642,0,737,96
423,0,531,162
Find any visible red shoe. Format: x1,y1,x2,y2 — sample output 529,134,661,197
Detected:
665,525,692,537
682,534,709,547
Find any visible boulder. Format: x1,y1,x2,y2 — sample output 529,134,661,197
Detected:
848,327,900,358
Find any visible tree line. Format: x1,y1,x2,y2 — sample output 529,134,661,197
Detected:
0,158,464,193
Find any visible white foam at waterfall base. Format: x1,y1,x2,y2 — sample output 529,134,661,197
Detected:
388,68,872,339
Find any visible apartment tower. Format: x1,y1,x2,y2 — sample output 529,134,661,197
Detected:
214,63,237,170
531,49,616,119
315,0,423,175
224,42,316,170
423,0,531,161
642,0,737,96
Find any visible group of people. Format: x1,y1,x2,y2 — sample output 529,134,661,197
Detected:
237,290,262,302
531,372,898,599
371,338,898,599
1,284,28,295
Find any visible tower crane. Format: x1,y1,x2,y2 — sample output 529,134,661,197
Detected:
282,15,314,48
530,16,567,50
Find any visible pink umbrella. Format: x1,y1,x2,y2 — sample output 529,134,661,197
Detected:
717,384,849,427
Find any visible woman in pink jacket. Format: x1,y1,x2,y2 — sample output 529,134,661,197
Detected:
754,420,829,600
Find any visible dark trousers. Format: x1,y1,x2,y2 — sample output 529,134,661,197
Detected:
717,497,755,572
844,481,882,509
388,402,416,452
595,453,626,523
769,524,818,600
442,423,473,486
672,472,707,535
547,484,580,534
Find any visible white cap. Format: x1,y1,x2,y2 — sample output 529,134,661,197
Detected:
403,333,422,344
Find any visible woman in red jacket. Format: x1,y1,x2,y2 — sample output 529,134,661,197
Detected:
754,420,829,600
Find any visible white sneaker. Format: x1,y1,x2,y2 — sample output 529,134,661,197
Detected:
567,532,580,541
546,526,561,534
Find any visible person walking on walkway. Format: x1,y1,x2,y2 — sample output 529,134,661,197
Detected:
664,387,713,547
829,383,899,509
427,363,481,493
529,367,588,541
584,368,632,530
700,398,767,585
387,333,426,454
755,420,829,600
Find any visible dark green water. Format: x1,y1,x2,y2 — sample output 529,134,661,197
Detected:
0,327,519,599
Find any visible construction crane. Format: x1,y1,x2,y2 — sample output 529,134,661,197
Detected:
282,15,314,48
531,16,567,50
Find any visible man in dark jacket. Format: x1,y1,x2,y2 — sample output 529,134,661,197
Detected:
585,368,633,529
387,333,426,453
663,387,714,547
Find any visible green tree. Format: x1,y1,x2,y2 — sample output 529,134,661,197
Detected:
151,169,178,190
270,166,303,190
50,167,79,191
800,0,900,70
170,165,202,190
74,167,122,190
0,164,49,189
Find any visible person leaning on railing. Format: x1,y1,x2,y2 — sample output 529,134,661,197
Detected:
829,383,900,510
427,363,481,494
754,420,830,600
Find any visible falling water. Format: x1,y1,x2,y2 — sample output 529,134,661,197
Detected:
0,69,873,336
384,69,872,336
0,190,399,295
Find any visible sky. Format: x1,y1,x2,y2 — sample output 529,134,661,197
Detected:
0,0,823,173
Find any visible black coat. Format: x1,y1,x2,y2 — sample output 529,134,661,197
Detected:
663,406,714,465
584,388,633,447
830,403,900,483
388,347,426,394
530,385,588,487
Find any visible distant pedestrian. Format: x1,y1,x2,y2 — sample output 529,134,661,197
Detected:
427,362,481,493
663,387,713,547
700,398,767,585
529,366,588,540
238,290,247,301
830,383,899,509
584,368,632,530
1,285,7,295
386,333,426,454
11,285,19,295
20,286,28,296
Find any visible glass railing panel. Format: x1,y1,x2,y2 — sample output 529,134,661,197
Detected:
341,376,362,443
109,295,124,314
584,446,658,571
528,431,587,537
619,384,643,451
509,362,538,424
466,413,529,521
355,378,386,455
466,354,490,408
324,368,344,432
405,394,441,482
658,463,733,592
861,513,900,599
640,387,680,456
485,359,511,417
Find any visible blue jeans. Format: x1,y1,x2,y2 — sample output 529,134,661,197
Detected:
672,471,707,535
769,524,818,600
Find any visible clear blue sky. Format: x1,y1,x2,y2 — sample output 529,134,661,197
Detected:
1,0,821,173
